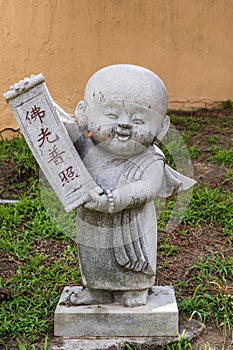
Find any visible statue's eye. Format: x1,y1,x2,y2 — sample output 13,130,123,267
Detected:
133,118,144,125
105,113,119,119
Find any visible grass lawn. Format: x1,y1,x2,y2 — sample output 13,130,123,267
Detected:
0,107,232,349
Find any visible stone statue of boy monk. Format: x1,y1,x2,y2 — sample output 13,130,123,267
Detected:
57,64,196,307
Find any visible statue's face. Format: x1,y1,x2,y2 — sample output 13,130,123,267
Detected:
86,102,163,156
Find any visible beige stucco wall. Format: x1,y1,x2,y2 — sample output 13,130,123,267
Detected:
0,0,233,137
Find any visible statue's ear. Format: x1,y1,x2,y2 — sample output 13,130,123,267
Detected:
75,100,88,131
156,115,170,142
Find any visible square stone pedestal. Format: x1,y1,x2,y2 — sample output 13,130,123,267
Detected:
54,286,178,337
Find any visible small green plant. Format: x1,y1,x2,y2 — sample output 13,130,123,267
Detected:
225,169,233,180
223,114,233,127
206,145,220,154
222,99,232,109
183,186,233,229
159,237,177,257
169,113,185,125
205,135,218,145
164,332,192,349
169,113,203,135
188,118,202,133
125,344,139,350
181,134,191,145
18,342,37,350
0,137,37,176
188,145,200,159
158,142,176,168
17,335,48,349
202,116,212,125
156,197,176,231
210,147,233,167
213,126,221,133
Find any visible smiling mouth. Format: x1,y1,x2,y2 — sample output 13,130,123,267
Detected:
116,132,131,141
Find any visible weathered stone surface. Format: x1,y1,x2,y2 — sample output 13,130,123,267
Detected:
3,75,99,213
68,65,196,307
50,319,205,350
54,286,179,337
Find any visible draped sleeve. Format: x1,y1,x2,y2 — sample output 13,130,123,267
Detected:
151,144,197,197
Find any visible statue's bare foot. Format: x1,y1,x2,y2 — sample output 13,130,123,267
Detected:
122,289,148,307
70,288,113,305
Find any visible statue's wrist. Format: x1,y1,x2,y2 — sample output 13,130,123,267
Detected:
105,189,122,213
106,190,115,213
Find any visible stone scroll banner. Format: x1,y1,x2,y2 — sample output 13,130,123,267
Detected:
4,74,98,213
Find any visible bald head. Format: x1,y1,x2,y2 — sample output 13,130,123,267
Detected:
84,64,168,117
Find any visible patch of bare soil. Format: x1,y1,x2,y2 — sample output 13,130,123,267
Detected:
0,253,20,282
0,159,38,199
193,161,231,190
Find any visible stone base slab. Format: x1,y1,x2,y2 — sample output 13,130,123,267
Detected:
50,319,205,350
54,286,179,337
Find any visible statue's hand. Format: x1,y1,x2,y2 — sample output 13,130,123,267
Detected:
84,187,110,212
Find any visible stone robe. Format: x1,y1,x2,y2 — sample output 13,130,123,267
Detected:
74,136,195,291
